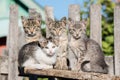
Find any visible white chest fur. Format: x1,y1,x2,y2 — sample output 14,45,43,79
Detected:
35,48,57,65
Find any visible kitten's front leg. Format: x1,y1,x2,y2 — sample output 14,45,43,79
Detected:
61,45,68,69
69,58,78,71
62,43,68,57
68,48,78,71
54,44,68,70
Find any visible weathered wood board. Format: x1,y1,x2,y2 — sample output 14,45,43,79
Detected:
21,68,120,80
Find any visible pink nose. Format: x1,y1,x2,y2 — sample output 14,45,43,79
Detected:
49,51,53,55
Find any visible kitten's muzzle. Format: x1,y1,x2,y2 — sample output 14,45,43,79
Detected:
74,35,81,39
47,52,55,57
28,34,36,37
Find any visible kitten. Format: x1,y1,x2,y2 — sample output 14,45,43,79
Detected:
47,17,68,70
18,37,58,69
21,14,42,43
68,18,108,73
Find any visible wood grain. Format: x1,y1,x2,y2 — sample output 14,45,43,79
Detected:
90,4,102,47
24,68,120,80
8,5,19,80
114,4,120,76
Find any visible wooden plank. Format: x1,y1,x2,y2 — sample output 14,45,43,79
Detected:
18,27,26,49
45,6,54,38
114,4,120,76
68,4,80,21
90,4,102,46
0,49,8,74
0,49,8,80
23,68,120,80
8,5,19,80
29,8,36,18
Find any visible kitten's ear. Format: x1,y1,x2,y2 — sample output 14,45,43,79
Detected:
39,40,48,48
47,18,54,24
81,20,87,30
35,13,42,26
67,18,74,27
60,17,67,27
21,16,24,20
21,16,27,26
47,18,54,29
52,37,59,46
67,18,75,28
36,13,42,20
67,18,72,23
81,20,87,26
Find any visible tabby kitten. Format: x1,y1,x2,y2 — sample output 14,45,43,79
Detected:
18,37,58,69
21,15,42,43
68,18,108,73
47,17,68,70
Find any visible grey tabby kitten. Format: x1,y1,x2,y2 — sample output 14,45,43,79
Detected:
47,17,68,70
18,37,58,69
21,14,42,43
68,18,108,73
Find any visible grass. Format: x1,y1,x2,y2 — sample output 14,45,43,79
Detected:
38,78,48,80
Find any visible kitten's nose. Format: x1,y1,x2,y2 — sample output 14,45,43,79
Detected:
76,34,79,36
50,50,52,53
49,51,53,55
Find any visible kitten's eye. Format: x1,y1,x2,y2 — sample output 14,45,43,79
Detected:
80,29,82,31
37,26,40,28
52,46,55,48
69,29,73,33
53,28,56,31
24,29,28,33
25,31,28,33
59,28,62,30
35,28,39,31
45,47,48,49
73,29,75,31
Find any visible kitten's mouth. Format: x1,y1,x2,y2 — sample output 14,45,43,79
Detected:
28,34,36,37
74,36,81,39
47,53,54,57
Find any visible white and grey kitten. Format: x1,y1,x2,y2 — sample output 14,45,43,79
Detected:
18,37,58,69
68,18,108,73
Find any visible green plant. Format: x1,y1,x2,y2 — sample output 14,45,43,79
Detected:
81,0,115,55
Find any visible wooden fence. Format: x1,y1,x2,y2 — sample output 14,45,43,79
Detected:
0,4,120,80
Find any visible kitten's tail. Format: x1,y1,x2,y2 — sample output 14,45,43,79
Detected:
81,61,91,72
81,61,108,74
100,64,108,74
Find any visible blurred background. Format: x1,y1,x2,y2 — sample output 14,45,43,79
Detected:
0,0,118,57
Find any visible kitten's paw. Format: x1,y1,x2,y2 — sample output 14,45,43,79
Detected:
35,65,53,69
35,66,42,70
44,65,53,69
54,62,61,69
62,65,68,70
